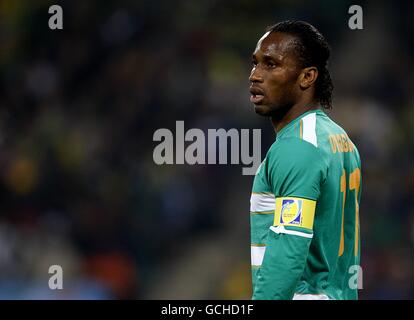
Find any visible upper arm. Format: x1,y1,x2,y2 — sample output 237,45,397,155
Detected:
266,138,327,231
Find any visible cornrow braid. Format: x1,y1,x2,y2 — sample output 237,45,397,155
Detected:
267,20,334,109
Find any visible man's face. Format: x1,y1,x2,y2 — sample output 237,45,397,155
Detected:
249,31,302,116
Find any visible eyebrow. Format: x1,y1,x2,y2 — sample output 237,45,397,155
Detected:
263,55,274,61
252,51,283,63
252,53,282,63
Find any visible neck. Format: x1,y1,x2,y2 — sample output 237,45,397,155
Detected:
270,100,320,133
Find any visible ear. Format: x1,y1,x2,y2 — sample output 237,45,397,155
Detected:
299,66,318,90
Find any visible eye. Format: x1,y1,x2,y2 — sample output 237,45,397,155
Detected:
267,61,276,68
251,59,258,67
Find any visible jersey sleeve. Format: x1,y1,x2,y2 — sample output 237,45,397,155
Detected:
252,138,328,300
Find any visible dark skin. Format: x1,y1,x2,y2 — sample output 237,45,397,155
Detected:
249,31,320,133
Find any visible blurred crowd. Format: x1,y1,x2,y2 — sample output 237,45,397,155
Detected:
0,0,413,299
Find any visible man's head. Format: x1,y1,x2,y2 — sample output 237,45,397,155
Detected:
249,20,333,116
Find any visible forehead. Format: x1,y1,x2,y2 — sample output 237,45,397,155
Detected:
253,31,297,60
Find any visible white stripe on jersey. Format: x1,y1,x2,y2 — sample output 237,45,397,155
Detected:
251,245,266,266
250,193,275,212
270,225,313,239
293,293,330,300
302,112,318,147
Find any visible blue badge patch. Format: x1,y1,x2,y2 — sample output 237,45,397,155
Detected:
280,199,303,225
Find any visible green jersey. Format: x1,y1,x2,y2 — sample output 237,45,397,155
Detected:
250,109,362,300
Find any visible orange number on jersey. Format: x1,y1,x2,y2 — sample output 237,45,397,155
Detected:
339,168,361,257
338,170,346,256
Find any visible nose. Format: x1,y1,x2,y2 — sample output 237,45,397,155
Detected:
249,67,263,83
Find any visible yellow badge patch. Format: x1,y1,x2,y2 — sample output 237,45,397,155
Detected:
274,197,316,230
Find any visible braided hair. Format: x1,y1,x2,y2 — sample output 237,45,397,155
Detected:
267,20,334,109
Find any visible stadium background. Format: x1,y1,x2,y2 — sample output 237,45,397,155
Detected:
0,0,413,299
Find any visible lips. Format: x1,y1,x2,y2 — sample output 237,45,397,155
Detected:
250,94,264,104
249,87,265,104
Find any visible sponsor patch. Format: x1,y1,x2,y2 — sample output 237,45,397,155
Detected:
274,197,316,230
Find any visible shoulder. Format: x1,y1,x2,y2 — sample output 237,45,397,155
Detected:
267,137,324,165
265,137,328,199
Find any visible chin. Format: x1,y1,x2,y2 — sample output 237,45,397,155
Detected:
254,104,272,116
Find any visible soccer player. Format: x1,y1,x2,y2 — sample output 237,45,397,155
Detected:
249,21,362,300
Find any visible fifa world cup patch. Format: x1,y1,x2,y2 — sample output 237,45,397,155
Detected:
274,197,316,229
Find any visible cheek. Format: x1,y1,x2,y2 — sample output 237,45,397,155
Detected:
268,71,298,95
266,77,288,99
265,80,297,107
